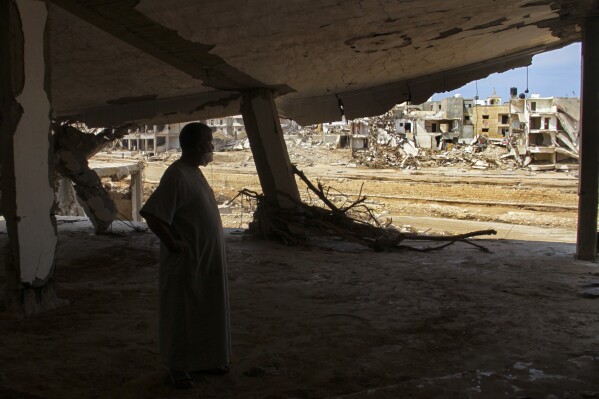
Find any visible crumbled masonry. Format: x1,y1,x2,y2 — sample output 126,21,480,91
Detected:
53,123,128,232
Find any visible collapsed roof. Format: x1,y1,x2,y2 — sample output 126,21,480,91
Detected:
48,0,599,127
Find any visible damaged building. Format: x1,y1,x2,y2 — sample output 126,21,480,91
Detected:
367,91,580,170
121,122,186,153
509,95,580,170
122,116,300,154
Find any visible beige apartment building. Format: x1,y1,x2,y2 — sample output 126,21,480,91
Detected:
471,93,510,139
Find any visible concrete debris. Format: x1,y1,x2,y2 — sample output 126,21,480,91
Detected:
353,125,517,171
53,123,123,233
55,177,86,217
345,96,580,172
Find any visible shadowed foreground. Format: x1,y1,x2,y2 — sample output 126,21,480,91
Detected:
1,217,598,398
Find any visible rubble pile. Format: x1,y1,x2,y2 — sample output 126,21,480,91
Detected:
212,126,324,152
345,109,529,170
352,136,523,171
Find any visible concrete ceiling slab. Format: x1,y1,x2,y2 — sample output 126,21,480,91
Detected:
47,0,599,126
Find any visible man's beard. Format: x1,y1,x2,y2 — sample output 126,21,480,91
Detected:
200,152,213,166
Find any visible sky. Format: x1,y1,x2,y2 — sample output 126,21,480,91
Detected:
432,43,582,101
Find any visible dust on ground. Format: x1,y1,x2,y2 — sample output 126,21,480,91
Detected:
1,144,593,399
0,218,598,398
132,143,579,240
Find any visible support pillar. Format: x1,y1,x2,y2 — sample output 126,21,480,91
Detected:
576,16,599,261
1,0,64,314
241,89,300,208
130,170,143,222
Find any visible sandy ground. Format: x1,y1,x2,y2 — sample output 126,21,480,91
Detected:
139,147,579,238
1,218,599,398
1,146,597,398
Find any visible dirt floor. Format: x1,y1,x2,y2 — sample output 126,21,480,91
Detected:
1,218,598,399
1,145,597,398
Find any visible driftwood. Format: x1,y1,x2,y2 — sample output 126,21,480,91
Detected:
233,166,497,252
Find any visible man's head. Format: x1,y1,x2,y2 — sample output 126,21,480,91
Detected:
179,122,214,167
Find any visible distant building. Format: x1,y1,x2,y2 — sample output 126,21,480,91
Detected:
122,123,186,153
122,117,298,154
470,92,510,139
390,91,580,169
509,95,580,170
206,115,245,137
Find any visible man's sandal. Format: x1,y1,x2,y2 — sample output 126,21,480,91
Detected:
168,370,193,389
195,366,230,375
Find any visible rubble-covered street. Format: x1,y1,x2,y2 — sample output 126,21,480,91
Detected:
125,143,579,239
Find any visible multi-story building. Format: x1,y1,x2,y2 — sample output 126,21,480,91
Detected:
509,95,580,170
206,115,245,137
391,91,579,169
122,115,301,154
122,123,186,153
471,92,510,139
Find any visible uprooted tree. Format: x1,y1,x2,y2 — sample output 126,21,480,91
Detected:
232,165,497,252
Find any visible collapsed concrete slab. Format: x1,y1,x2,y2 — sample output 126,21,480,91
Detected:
53,124,118,233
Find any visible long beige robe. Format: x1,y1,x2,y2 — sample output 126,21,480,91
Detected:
140,160,230,370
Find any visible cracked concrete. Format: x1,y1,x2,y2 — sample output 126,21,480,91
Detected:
41,0,598,127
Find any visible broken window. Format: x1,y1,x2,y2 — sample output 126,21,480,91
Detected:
465,116,470,121
530,133,551,146
431,123,437,132
530,102,537,111
530,117,541,130
482,115,489,120
543,119,549,129
482,128,489,133
501,115,509,124
405,122,412,132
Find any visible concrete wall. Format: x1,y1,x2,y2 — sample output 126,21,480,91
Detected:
472,104,509,138
442,97,464,120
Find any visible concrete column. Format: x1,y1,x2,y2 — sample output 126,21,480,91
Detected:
130,170,143,222
576,16,599,261
1,0,64,314
241,89,300,208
